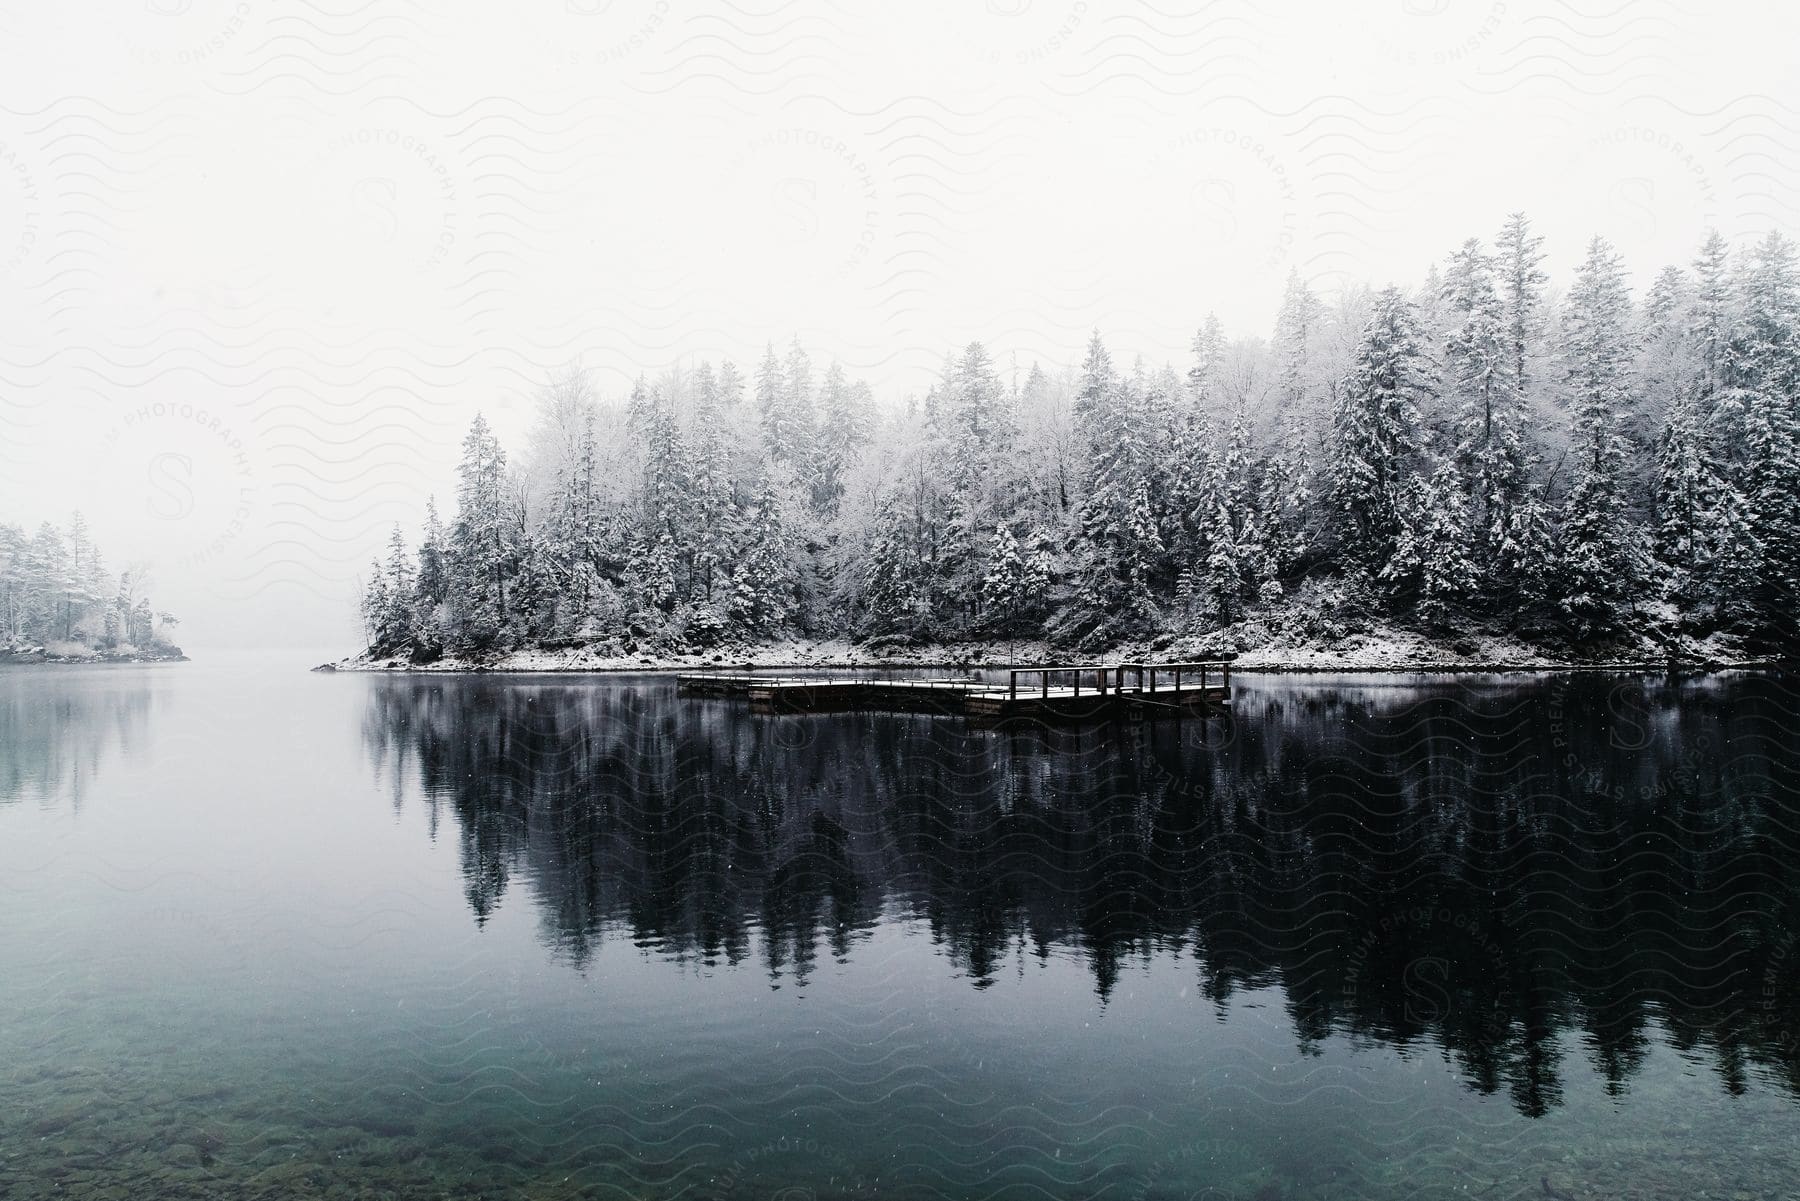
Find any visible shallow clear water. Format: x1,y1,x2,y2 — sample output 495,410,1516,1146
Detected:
2,661,1798,1200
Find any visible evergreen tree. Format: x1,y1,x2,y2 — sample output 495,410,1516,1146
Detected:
857,497,926,640
1255,414,1312,598
1495,212,1548,403
416,497,449,607
0,523,23,641
1055,332,1162,645
365,525,417,653
936,341,1018,627
1691,230,1733,396
1555,237,1646,636
60,511,97,640
813,361,871,518
1441,236,1541,594
628,380,694,614
448,413,517,650
1330,287,1437,579
727,477,797,636
1653,394,1740,616
1188,313,1227,405
1385,461,1480,626
755,343,791,462
689,361,738,602
1200,496,1246,624
1722,231,1800,648
980,523,1050,637
1273,270,1325,409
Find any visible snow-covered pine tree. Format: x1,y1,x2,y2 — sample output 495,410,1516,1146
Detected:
1330,287,1437,581
1188,313,1227,406
754,343,793,464
0,523,23,642
1384,460,1480,627
727,475,798,637
448,413,518,651
1691,230,1734,397
1644,265,1688,339
19,522,67,643
1254,413,1312,598
1440,236,1542,598
717,359,747,408
1054,332,1162,645
1139,362,1189,578
366,524,417,653
1163,405,1216,572
856,497,922,640
978,523,1048,636
415,497,449,608
813,361,873,519
1200,497,1245,625
934,341,1014,629
1721,230,1800,648
1273,271,1325,411
1200,403,1260,621
628,380,694,615
1652,393,1737,617
689,361,738,603
782,338,818,484
1638,263,1699,472
360,560,389,651
1495,212,1548,404
979,523,1022,620
1555,236,1647,638
1415,264,1448,352
58,511,100,640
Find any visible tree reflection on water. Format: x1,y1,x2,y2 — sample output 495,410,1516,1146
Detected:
361,671,1800,1117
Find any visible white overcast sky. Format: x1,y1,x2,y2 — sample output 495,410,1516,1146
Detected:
1,0,1796,652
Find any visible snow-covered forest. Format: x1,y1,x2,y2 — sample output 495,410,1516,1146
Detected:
359,217,1800,664
1,515,181,658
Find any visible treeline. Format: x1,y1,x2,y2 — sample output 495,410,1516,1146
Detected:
361,217,1800,661
0,516,179,654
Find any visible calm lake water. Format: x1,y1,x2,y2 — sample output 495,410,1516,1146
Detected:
2,661,1798,1200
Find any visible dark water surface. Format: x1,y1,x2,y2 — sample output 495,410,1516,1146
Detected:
3,661,1799,1200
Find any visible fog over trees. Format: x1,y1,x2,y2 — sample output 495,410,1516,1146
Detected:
0,514,181,656
359,218,1800,662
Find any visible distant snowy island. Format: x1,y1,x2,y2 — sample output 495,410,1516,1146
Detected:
338,218,1796,675
1,514,186,665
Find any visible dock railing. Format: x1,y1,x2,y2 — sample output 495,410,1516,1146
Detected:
1112,661,1233,695
1005,661,1236,701
1006,664,1112,701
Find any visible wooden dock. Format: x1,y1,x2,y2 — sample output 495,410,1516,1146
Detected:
675,662,1231,723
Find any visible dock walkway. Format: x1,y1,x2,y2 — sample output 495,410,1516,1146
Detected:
675,662,1232,722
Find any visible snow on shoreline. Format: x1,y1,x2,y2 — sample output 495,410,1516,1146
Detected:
1,645,189,666
317,627,1767,675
